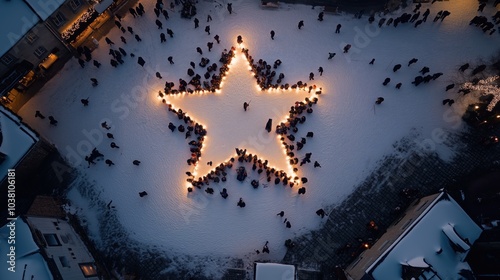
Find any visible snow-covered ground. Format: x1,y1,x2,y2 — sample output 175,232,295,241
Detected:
19,0,499,276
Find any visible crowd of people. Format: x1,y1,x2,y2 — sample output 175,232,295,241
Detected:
160,47,235,95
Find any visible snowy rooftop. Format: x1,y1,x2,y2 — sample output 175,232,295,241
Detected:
0,1,39,58
254,262,296,280
0,106,38,183
366,192,482,280
24,0,64,21
0,218,53,280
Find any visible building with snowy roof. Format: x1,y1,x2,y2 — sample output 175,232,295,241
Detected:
0,104,58,201
0,196,102,279
0,217,53,280
0,0,126,107
254,262,297,280
345,192,483,280
0,0,70,103
0,105,38,183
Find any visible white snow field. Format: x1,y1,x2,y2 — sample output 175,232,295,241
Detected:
19,0,500,276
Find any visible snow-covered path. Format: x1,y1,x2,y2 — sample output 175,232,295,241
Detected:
19,0,499,275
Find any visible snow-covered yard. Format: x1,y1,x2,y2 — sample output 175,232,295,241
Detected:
18,0,500,277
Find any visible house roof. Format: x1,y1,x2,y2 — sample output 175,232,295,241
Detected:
0,218,53,280
24,0,64,21
26,196,66,218
0,1,39,58
367,192,483,279
0,105,38,183
254,262,296,280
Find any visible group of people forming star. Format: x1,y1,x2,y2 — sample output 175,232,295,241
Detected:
159,47,236,98
166,106,207,166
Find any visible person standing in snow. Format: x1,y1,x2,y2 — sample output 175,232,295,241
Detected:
101,121,111,130
318,12,324,21
227,3,233,14
220,188,228,199
262,241,270,253
34,110,45,119
105,37,114,45
270,30,275,40
316,209,327,218
318,67,323,76
137,57,145,67
48,116,58,126
214,34,220,44
78,58,85,68
205,25,210,35
335,24,342,33
155,19,163,29
167,28,174,37
298,20,304,29
93,60,101,68
129,7,137,18
343,44,351,53
168,56,174,64
194,18,199,28
237,197,246,207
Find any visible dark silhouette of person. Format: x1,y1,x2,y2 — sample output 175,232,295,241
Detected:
35,110,45,119
48,116,58,126
316,208,326,218
101,121,111,130
298,20,304,29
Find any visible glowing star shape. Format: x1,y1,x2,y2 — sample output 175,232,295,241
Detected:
165,47,321,184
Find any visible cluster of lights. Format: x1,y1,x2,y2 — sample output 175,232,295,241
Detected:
461,75,500,112
157,39,323,193
61,8,98,41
